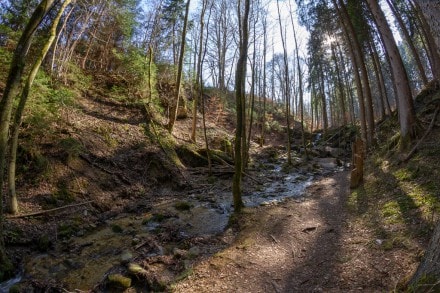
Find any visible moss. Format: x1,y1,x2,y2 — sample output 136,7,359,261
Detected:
8,285,20,293
142,213,169,224
0,255,13,282
38,234,51,252
58,222,80,239
408,274,440,292
59,137,84,163
108,274,131,288
95,125,118,147
173,268,193,282
174,201,192,211
111,224,123,233
176,144,208,167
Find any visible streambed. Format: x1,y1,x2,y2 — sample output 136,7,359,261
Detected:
1,156,343,291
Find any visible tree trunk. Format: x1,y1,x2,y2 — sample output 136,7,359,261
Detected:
233,0,250,214
350,137,364,188
0,0,56,279
276,0,292,165
413,0,440,56
8,0,73,215
410,221,440,289
288,0,308,157
386,0,428,86
366,0,417,150
260,14,267,147
411,0,440,81
370,40,391,118
191,0,208,142
168,0,191,133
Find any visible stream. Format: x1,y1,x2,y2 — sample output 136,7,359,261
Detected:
0,155,344,291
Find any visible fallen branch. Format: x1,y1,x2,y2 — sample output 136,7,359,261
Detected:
6,201,93,219
403,105,440,162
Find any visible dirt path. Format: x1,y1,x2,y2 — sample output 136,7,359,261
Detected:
172,171,412,292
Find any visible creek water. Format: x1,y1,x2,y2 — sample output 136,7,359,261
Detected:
0,156,341,291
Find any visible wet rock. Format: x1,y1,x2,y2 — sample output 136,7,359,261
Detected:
108,274,131,289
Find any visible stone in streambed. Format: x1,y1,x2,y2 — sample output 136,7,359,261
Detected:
108,274,131,288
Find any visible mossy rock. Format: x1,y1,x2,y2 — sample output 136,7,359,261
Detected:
108,274,132,289
198,149,233,165
174,201,192,211
176,145,208,167
111,224,123,233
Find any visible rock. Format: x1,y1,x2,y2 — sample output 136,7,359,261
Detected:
188,246,200,257
120,250,133,263
128,263,148,275
63,258,82,269
108,274,131,288
173,248,188,258
131,237,141,245
324,146,344,158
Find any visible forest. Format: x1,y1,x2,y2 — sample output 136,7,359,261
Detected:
0,0,440,291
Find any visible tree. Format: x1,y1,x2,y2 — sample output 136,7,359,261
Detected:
167,0,190,133
410,222,440,289
386,0,428,87
232,0,250,214
0,0,57,280
276,0,292,165
8,0,73,215
366,0,417,150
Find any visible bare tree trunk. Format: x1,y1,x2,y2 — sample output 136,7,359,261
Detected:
367,0,417,150
0,0,56,278
191,0,209,142
288,0,308,158
8,0,73,215
370,39,391,118
335,0,374,146
386,0,428,86
168,0,191,133
410,221,440,289
260,14,267,147
233,0,250,214
334,0,367,144
411,0,440,81
276,0,292,165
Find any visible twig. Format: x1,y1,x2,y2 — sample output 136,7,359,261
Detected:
6,201,93,219
403,105,440,162
270,234,280,243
